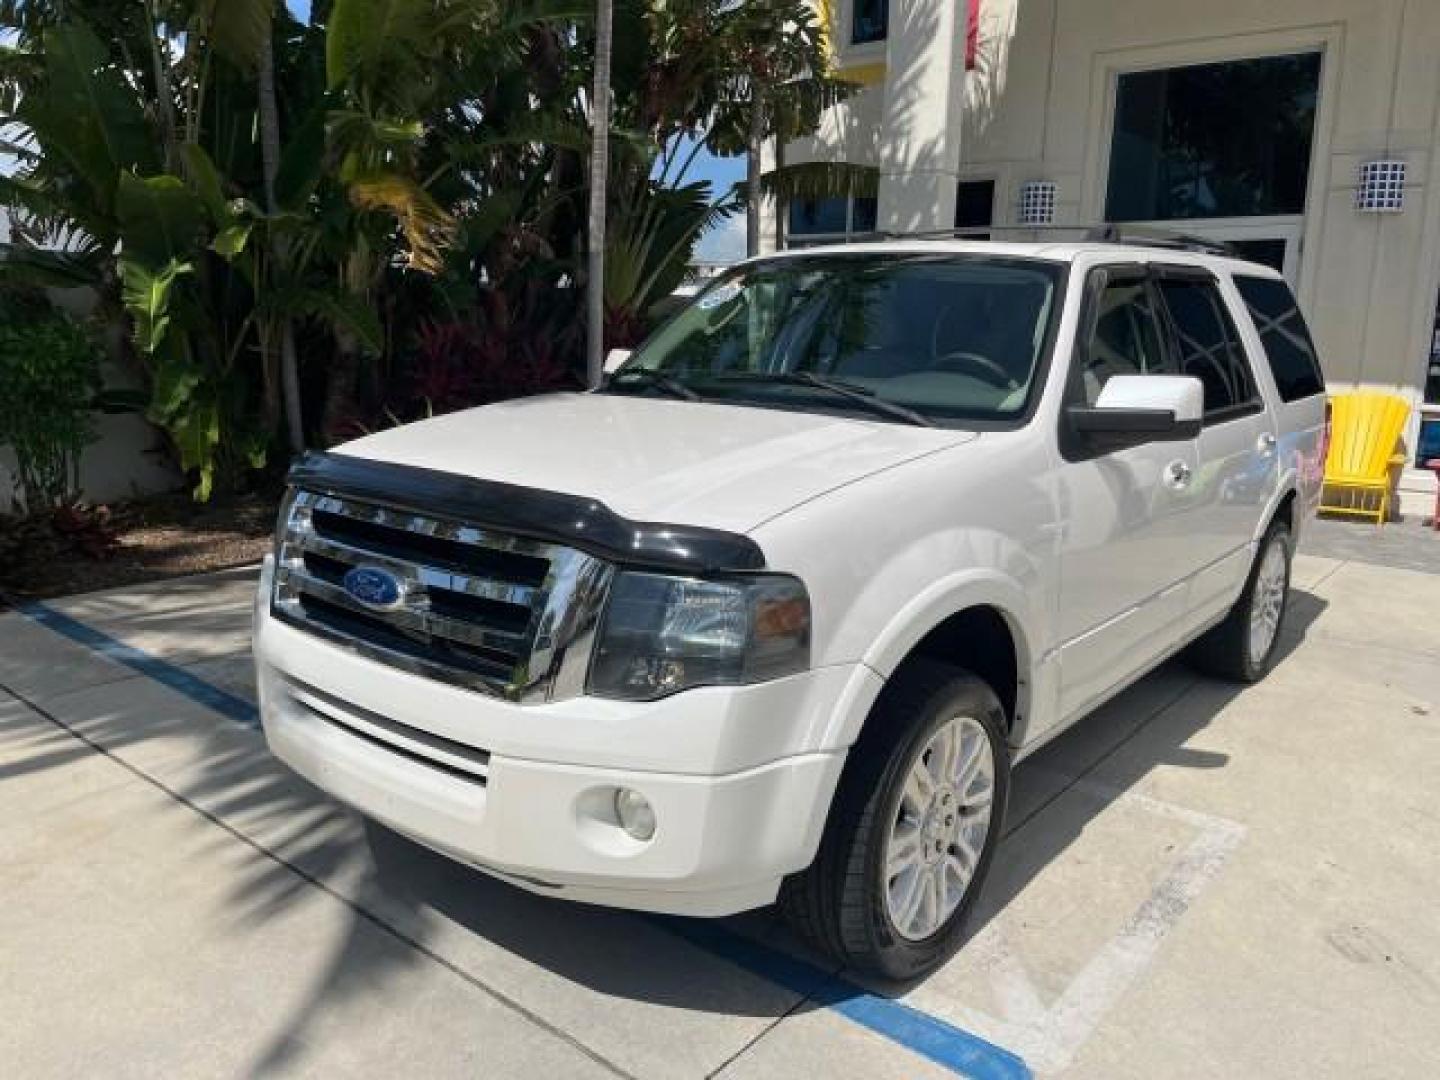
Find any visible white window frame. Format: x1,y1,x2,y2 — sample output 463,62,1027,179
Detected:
1081,27,1342,311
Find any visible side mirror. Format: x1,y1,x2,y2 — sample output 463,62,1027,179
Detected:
1067,374,1204,451
604,348,632,375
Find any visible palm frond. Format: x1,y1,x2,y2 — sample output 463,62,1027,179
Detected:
758,161,878,201
0,243,107,289
348,170,457,274
200,0,273,70
326,0,431,91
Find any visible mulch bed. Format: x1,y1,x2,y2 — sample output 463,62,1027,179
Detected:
0,488,281,607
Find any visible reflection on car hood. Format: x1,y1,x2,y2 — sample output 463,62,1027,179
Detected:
335,392,977,533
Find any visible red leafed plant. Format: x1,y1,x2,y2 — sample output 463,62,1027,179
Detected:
49,503,121,560
404,288,581,418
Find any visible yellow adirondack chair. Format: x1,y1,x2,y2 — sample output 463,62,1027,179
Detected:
1321,391,1411,524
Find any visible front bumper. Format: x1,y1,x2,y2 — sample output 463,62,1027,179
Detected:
253,558,870,915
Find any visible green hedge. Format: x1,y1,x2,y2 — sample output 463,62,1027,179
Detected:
0,308,102,514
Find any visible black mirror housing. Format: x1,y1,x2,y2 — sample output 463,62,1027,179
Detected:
1066,405,1201,452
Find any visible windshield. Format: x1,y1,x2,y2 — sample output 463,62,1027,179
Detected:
613,254,1062,424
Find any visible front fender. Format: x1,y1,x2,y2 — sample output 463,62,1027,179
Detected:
749,434,1060,755
817,568,1042,752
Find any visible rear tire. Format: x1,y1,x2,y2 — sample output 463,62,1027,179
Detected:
781,660,1009,981
1187,521,1292,682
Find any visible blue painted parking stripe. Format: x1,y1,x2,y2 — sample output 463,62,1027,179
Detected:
16,601,260,729
658,918,1031,1080
18,597,1029,1078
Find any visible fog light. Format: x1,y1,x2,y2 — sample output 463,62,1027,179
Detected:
614,788,656,841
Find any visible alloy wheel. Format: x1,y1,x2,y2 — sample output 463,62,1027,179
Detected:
1248,539,1288,663
883,715,996,942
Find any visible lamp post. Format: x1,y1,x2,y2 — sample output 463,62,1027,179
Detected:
586,0,614,388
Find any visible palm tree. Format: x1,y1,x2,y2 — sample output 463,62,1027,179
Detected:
255,13,306,453
710,0,853,257
586,0,614,388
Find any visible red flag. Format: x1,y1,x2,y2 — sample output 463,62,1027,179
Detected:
966,0,981,70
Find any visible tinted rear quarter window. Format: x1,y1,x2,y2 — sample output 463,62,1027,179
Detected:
1233,275,1326,401
1156,277,1259,417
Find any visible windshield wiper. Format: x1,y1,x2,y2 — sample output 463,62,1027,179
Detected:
713,371,935,428
605,367,702,402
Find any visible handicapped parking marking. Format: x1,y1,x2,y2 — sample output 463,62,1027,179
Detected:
662,917,1032,1080
900,775,1247,1076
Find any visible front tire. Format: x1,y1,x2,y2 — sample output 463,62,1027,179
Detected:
781,660,1009,980
1187,521,1292,682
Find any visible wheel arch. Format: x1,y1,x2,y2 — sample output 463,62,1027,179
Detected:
1254,483,1299,550
827,572,1039,752
1255,469,1300,544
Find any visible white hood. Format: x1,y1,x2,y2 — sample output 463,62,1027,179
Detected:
336,392,976,533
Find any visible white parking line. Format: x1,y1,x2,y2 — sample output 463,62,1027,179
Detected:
904,775,1246,1075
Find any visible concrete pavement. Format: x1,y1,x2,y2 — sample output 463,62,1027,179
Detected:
1,541,1438,1078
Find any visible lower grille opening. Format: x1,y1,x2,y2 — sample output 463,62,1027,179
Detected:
293,690,489,787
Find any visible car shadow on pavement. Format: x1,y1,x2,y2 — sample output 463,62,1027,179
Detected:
296,586,1331,1040
957,586,1329,968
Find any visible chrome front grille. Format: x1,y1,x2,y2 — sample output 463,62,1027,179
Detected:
272,491,613,701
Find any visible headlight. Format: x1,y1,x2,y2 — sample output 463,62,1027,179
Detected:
588,572,811,701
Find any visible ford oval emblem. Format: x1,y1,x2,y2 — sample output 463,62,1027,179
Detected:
342,565,403,610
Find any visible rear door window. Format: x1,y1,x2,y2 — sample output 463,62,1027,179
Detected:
1233,275,1326,401
1156,276,1260,419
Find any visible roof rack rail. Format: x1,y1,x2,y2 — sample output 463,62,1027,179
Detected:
864,225,1086,241
830,224,1240,257
1082,224,1236,257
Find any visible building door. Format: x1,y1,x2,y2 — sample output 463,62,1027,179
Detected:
1122,217,1304,285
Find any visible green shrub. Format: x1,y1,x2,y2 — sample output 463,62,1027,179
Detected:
0,311,103,514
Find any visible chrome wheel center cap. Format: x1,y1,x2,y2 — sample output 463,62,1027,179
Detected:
920,787,958,866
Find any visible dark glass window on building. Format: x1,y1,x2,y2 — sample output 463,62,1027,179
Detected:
788,195,878,238
1227,239,1287,275
1106,52,1322,222
1157,278,1259,416
853,0,888,44
851,195,878,233
789,197,849,236
1233,275,1325,402
955,180,995,237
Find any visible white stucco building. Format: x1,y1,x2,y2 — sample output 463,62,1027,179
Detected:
779,0,1440,469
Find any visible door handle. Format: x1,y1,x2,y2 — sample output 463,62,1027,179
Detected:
1164,460,1193,489
1257,432,1278,456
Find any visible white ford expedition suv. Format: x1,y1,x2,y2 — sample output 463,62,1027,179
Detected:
254,238,1327,979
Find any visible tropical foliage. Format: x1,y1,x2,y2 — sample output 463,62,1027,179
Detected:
0,292,103,512
0,0,848,500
